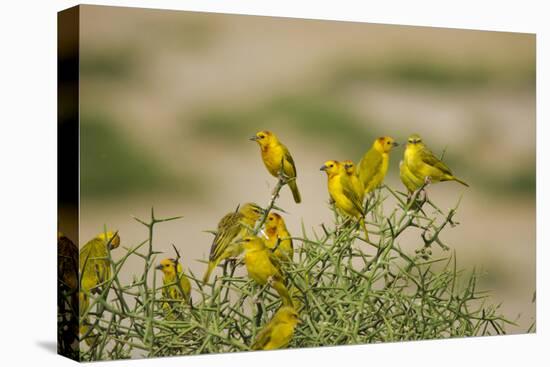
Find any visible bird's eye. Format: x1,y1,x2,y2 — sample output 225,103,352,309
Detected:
259,135,264,139
329,164,333,167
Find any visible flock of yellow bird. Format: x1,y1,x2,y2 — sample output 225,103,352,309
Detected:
72,130,468,352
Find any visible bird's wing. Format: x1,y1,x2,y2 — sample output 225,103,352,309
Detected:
267,248,283,271
79,238,111,292
282,145,297,177
359,150,383,187
91,239,111,283
80,238,106,268
419,147,453,175
252,322,275,350
209,212,241,261
79,241,92,270
341,175,365,215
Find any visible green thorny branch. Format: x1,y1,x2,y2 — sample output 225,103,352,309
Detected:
73,183,516,361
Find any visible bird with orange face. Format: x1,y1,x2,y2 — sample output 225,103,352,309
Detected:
342,160,364,206
358,136,399,194
250,130,301,203
320,160,368,237
264,212,293,262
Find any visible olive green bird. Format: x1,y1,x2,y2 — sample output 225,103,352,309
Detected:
403,134,469,188
79,231,120,346
203,203,264,283
239,236,292,306
156,258,192,318
79,231,120,294
252,306,300,350
358,136,399,194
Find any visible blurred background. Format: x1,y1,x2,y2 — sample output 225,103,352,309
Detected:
73,5,535,334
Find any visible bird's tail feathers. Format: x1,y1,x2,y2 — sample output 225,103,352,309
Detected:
360,218,369,241
202,260,219,284
273,279,293,306
453,177,469,187
288,180,301,203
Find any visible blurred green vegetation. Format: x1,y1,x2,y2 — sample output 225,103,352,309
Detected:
141,17,219,51
80,46,138,80
473,165,536,196
328,55,536,90
192,92,376,158
80,17,535,199
80,113,199,199
190,89,535,197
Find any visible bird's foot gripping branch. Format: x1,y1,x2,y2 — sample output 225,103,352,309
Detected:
65,184,514,361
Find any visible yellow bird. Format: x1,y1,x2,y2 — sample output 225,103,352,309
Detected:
399,159,424,194
357,136,399,194
252,306,300,350
320,160,367,236
79,231,120,346
156,258,192,317
79,231,120,294
240,236,292,306
342,160,365,205
250,130,301,203
404,134,469,187
157,258,191,302
203,203,263,283
264,212,293,262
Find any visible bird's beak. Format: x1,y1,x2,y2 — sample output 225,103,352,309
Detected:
249,135,259,141
155,265,163,270
393,142,399,147
320,165,327,171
